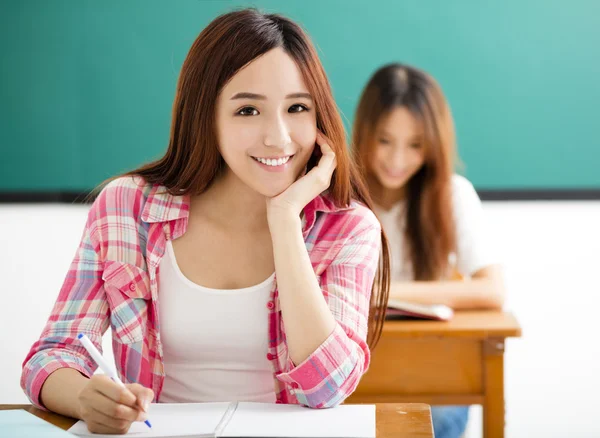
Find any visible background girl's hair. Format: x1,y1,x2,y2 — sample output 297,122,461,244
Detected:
88,8,390,349
353,63,457,280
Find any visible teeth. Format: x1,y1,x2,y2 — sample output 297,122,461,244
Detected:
254,156,291,166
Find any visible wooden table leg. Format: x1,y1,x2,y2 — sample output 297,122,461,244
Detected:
483,338,505,438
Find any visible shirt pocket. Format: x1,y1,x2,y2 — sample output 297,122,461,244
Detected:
102,260,152,344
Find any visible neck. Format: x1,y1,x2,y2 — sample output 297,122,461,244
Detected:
368,174,405,211
190,169,269,232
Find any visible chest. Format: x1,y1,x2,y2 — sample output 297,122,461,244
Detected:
168,217,275,290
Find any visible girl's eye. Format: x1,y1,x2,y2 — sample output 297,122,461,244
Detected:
237,107,259,116
410,142,422,149
378,138,391,145
289,104,310,113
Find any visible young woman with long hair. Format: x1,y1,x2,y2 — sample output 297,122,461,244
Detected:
353,63,504,438
21,10,390,434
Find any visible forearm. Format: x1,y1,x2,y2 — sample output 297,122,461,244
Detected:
390,277,504,310
40,368,89,419
269,214,336,365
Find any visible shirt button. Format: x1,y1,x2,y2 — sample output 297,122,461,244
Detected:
267,353,275,361
266,301,275,310
129,283,136,291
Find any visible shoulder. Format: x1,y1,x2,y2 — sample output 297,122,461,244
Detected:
451,174,483,209
90,175,154,224
309,195,382,269
451,174,478,197
346,199,381,234
100,174,153,202
314,194,381,241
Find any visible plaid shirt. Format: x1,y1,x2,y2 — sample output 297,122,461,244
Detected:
21,176,381,409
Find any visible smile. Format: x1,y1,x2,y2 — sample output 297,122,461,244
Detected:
384,168,409,178
251,155,293,167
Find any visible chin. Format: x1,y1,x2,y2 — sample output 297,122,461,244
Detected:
377,177,407,191
253,181,293,198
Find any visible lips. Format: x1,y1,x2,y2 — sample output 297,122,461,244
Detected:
251,155,294,167
384,168,409,179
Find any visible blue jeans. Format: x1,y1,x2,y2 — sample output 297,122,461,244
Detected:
431,406,469,438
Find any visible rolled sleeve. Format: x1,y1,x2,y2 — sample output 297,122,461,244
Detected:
276,323,366,408
21,349,95,410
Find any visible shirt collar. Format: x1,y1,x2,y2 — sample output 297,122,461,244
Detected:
141,184,354,233
140,184,190,224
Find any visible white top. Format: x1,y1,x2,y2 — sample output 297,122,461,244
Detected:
158,240,277,403
374,174,496,282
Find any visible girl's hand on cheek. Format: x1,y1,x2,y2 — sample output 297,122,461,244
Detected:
266,131,337,224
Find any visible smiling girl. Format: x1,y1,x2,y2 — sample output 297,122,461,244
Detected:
21,10,390,434
353,63,505,438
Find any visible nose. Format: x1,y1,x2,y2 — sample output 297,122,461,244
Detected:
263,113,291,148
389,146,407,168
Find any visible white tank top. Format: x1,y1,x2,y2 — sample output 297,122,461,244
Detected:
373,174,496,282
158,240,277,403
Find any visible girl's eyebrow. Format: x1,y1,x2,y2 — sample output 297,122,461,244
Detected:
379,130,423,142
230,92,313,100
378,130,395,139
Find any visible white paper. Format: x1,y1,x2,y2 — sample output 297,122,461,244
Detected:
221,402,376,438
68,403,230,438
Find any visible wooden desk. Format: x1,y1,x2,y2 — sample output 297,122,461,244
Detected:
1,403,433,437
347,311,521,438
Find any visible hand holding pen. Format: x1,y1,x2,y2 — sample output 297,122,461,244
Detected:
76,333,154,434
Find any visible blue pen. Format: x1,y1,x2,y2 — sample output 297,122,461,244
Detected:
77,333,152,429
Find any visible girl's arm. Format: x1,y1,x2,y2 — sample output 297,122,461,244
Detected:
268,213,337,365
21,179,144,414
21,204,109,412
389,264,505,309
266,134,379,408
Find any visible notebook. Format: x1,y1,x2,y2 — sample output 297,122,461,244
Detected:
386,299,454,321
68,402,376,438
0,409,76,437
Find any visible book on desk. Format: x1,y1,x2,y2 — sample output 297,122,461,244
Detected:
386,299,454,321
67,402,376,438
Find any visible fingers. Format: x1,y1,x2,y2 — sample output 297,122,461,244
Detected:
87,407,141,434
78,376,149,435
315,132,337,170
86,389,141,422
91,375,137,408
312,132,337,190
127,383,154,413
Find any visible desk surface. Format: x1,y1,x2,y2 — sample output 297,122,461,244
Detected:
1,403,433,438
384,310,522,339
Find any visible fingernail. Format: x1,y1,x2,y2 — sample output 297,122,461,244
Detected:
143,397,150,412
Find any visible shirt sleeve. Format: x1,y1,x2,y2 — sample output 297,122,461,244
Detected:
276,221,381,408
452,175,499,276
20,192,111,410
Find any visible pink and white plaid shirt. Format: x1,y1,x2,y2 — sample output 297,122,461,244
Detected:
21,176,381,409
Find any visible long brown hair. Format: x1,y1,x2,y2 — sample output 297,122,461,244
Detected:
92,9,389,349
353,63,456,281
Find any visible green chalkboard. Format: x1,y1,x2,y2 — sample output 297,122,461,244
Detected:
1,0,599,191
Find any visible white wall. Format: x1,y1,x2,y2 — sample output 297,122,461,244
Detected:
1,201,599,438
